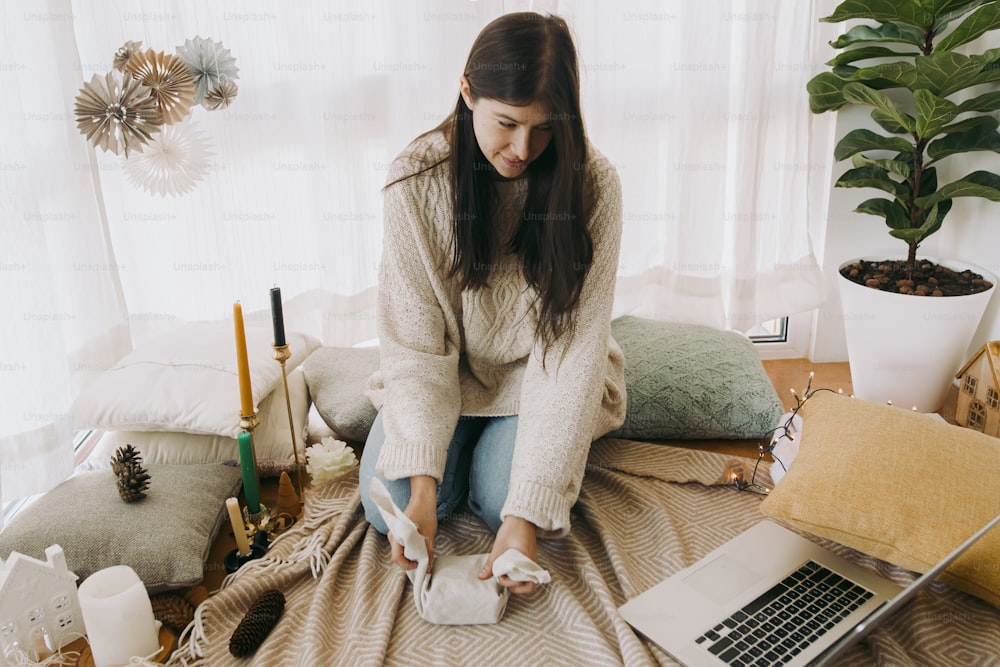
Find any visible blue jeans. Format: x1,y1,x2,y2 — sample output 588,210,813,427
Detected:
359,411,518,534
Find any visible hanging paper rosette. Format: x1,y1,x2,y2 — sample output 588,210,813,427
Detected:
123,121,214,197
112,40,143,72
176,36,240,107
204,78,239,110
73,70,161,157
124,49,197,125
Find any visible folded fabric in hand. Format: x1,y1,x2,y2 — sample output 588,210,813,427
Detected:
369,478,551,625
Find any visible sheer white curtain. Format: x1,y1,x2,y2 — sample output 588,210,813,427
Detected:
564,0,832,328
1,0,132,506
1,0,834,507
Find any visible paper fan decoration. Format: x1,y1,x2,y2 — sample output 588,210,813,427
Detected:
124,49,197,125
176,36,240,106
123,121,213,197
204,79,238,110
113,40,143,72
74,70,161,157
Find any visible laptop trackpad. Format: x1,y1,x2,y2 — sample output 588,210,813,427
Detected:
683,553,760,605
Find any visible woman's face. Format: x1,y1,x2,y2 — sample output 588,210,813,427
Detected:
460,77,553,179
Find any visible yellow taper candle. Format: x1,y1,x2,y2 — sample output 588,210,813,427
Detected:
226,497,251,556
233,302,254,417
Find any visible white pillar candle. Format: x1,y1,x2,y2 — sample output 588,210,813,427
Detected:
78,565,161,666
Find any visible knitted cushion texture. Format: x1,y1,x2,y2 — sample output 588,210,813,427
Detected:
609,316,783,440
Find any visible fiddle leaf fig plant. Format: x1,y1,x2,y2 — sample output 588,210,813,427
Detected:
808,0,1000,279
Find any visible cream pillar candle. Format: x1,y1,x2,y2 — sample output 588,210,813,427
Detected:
227,496,252,556
78,565,161,666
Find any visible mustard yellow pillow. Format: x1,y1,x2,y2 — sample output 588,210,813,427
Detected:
760,391,1000,607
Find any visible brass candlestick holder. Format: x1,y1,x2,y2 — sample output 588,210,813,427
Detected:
273,344,306,507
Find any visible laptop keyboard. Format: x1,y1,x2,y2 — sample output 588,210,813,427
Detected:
694,560,874,667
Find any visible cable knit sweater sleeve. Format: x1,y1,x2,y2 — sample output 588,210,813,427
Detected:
373,154,463,483
501,150,625,536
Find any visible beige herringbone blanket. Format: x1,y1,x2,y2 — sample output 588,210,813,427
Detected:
168,440,1000,666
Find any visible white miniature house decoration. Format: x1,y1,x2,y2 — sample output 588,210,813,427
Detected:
955,341,1000,437
0,545,85,663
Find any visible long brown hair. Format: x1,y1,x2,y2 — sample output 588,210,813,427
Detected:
390,12,592,349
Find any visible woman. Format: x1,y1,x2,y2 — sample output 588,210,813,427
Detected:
360,12,626,596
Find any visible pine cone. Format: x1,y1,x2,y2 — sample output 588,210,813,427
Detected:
228,590,285,657
116,460,151,502
110,444,143,476
150,591,195,634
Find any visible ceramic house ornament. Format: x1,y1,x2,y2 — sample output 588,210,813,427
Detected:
0,545,85,663
955,341,1000,437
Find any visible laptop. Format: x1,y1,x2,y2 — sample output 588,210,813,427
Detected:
618,514,1000,667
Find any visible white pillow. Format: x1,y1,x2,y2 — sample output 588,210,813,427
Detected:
81,367,311,466
72,321,320,438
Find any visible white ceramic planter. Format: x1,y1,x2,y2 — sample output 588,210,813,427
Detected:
838,257,996,413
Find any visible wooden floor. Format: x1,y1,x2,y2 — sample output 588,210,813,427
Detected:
761,359,854,408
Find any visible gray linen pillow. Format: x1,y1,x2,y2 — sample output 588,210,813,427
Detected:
0,463,242,592
609,316,783,440
303,347,380,442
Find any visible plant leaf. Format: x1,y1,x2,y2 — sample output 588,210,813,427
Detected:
928,0,995,35
807,72,848,113
971,47,1000,87
914,89,960,138
917,165,939,199
829,22,928,48
855,196,911,229
851,61,918,87
956,90,1000,113
871,110,912,133
826,46,921,67
915,51,979,96
822,0,934,27
889,200,951,244
835,128,915,160
851,153,914,179
836,165,910,199
920,0,984,12
935,2,1000,51
832,65,906,90
918,198,952,239
917,49,1000,97
915,170,1000,208
842,82,917,132
939,114,1000,135
927,124,1000,159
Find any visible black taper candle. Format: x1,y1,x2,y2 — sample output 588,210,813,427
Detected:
270,287,286,347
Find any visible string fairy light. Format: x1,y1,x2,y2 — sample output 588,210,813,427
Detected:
730,372,847,496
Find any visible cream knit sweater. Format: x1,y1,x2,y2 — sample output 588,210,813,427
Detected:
367,131,626,536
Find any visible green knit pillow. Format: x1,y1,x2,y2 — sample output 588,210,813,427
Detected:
610,316,783,440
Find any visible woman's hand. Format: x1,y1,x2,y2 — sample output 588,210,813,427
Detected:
478,515,539,595
389,475,437,573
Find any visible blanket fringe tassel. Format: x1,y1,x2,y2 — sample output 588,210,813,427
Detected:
165,489,359,665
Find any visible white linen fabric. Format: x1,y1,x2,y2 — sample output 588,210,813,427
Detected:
369,477,550,626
